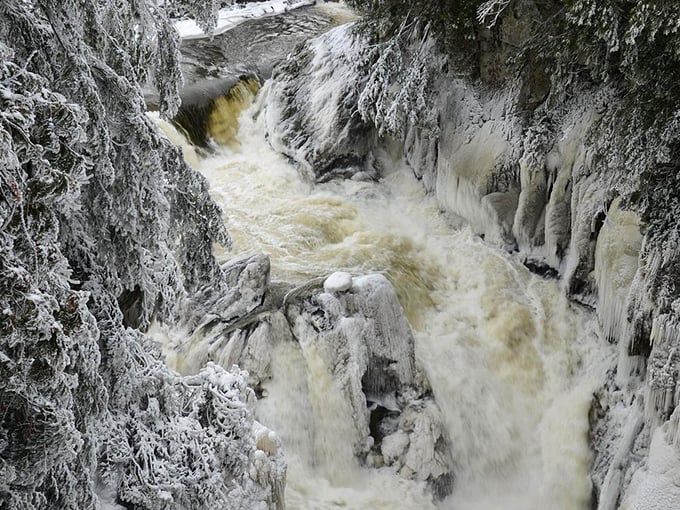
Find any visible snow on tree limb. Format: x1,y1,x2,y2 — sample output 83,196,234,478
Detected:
0,1,279,508
476,0,512,28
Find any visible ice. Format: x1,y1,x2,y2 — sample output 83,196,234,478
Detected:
594,198,643,390
620,427,680,510
262,23,373,179
434,85,520,245
645,313,680,427
284,273,453,488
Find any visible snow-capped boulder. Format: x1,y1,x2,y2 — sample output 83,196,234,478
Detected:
283,273,453,495
323,271,354,293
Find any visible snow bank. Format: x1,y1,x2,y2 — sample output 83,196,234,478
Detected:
175,0,316,40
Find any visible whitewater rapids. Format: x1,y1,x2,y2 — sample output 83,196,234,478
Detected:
150,76,611,509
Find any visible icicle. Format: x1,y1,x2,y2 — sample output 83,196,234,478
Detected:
593,198,643,387
645,314,680,426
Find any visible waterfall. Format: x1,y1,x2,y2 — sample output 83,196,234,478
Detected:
149,72,612,507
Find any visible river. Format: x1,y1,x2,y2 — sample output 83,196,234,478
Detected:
149,3,612,508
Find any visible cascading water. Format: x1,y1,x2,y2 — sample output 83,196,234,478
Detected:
149,6,612,509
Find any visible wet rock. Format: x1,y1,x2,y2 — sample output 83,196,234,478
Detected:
522,257,560,279
284,273,454,496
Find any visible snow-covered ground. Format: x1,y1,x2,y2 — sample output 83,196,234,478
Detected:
175,0,316,40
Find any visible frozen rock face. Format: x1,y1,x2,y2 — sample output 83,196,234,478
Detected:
165,265,454,499
250,420,287,510
260,8,680,508
262,24,377,182
283,273,454,496
183,253,271,329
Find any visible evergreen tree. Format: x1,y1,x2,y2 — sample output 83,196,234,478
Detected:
0,1,279,508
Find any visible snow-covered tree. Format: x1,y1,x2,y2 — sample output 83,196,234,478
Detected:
0,1,282,508
355,22,440,138
347,0,482,43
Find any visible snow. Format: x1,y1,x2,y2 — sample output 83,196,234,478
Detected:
175,0,315,40
324,271,353,293
620,427,680,510
263,23,371,178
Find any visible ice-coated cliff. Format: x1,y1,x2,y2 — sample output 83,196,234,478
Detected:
257,3,680,507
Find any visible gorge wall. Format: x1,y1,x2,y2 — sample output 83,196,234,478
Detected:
254,2,680,508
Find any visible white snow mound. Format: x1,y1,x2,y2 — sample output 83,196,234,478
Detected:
324,271,353,293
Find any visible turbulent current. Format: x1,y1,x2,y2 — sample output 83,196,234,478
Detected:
149,5,612,509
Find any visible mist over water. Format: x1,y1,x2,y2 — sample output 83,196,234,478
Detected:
152,9,612,507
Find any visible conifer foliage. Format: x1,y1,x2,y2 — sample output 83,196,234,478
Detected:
0,1,275,508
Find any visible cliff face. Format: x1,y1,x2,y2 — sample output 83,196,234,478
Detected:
260,2,680,507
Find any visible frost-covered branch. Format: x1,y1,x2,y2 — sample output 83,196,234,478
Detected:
356,22,440,138
476,0,512,28
0,1,279,508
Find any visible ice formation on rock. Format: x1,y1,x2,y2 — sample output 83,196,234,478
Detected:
284,273,454,495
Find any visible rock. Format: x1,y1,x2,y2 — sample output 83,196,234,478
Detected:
182,253,271,330
324,271,353,293
174,310,295,390
382,431,410,466
284,272,453,495
263,24,377,182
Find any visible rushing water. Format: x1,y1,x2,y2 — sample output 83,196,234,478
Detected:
150,6,612,509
